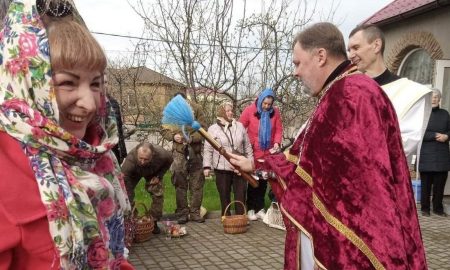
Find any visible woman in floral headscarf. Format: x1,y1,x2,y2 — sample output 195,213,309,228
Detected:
0,0,133,269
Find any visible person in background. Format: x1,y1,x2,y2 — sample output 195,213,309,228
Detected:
105,75,128,164
239,88,283,221
161,93,207,224
348,24,432,161
0,0,11,28
0,0,133,269
121,142,173,233
203,101,253,216
419,88,450,217
230,22,426,269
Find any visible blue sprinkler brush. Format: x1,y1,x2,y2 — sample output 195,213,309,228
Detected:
162,95,259,188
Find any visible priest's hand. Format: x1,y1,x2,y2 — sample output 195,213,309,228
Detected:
229,152,254,173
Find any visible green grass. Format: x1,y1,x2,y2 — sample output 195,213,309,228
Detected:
133,173,221,215
133,172,272,215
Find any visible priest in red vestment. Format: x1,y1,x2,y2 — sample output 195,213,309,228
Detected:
230,22,426,270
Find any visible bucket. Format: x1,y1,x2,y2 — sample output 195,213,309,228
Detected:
411,180,421,203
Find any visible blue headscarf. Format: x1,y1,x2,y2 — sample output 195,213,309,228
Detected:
257,88,275,150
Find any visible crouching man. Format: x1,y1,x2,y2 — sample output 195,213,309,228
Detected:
122,142,173,234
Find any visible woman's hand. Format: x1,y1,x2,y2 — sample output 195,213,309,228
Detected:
228,152,254,173
435,133,448,142
203,169,210,177
269,143,280,154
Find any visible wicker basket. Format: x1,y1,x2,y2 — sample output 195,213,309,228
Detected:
133,203,154,243
124,214,136,248
222,201,248,234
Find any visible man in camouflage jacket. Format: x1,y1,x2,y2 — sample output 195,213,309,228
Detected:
161,94,207,223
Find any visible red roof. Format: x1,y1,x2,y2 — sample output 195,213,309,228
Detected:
362,0,436,25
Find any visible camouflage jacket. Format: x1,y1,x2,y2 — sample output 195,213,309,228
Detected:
161,99,207,155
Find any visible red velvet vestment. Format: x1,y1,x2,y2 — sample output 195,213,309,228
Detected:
265,64,427,269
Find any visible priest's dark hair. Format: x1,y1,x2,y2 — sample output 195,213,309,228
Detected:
292,22,347,59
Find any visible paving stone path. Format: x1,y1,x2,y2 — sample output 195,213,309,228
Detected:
129,209,450,269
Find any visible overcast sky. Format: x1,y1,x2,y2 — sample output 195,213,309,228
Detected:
76,0,394,61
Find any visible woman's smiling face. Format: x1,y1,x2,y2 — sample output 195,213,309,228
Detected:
53,69,102,139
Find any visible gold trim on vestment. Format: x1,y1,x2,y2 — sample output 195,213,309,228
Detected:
280,204,327,270
276,176,287,191
280,65,386,269
312,194,385,270
292,166,386,270
295,166,313,187
287,153,299,164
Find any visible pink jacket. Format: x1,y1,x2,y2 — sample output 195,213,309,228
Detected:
239,101,283,162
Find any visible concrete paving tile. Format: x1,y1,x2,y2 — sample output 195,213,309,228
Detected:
159,261,174,267
209,256,222,262
129,208,449,269
191,253,205,259
203,266,220,270
173,262,189,268
230,253,245,260
247,266,264,270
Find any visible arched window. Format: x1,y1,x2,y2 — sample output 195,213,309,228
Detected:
399,48,433,85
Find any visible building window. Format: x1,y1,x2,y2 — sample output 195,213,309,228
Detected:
399,48,433,85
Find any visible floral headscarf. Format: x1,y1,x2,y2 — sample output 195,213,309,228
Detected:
0,0,130,269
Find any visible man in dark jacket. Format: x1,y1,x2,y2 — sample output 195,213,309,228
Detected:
108,94,128,164
419,88,450,217
1,1,11,28
122,142,173,233
104,74,128,164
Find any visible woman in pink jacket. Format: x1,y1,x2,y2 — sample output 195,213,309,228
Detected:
239,88,283,220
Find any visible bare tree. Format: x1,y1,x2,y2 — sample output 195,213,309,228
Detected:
130,0,261,103
128,0,338,143
107,41,171,145
108,47,147,128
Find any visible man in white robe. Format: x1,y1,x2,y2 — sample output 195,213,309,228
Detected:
348,24,432,161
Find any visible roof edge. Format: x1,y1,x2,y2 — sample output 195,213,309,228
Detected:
361,0,450,26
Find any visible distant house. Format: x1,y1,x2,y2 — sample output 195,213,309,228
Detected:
107,66,185,127
362,0,450,194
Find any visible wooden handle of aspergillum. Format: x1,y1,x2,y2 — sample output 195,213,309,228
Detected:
198,128,259,188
